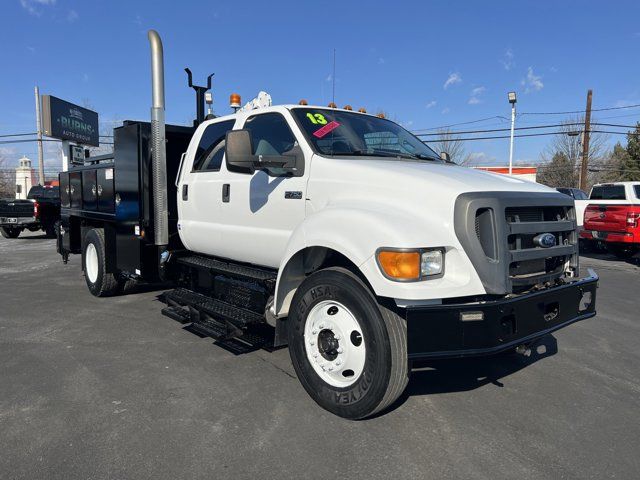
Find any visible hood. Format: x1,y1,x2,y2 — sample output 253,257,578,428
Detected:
307,156,559,222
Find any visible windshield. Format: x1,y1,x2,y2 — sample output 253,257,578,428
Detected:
292,108,441,161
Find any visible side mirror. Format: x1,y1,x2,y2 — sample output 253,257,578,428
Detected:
440,151,453,163
226,129,303,176
226,130,256,174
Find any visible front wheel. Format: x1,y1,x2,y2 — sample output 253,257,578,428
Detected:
83,228,123,297
287,267,409,419
0,227,21,239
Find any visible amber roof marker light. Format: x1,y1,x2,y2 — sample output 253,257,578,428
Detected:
299,99,308,105
230,93,241,112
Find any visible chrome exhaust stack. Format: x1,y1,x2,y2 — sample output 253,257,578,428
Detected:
148,30,168,246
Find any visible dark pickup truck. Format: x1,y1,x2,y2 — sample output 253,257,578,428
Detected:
0,185,60,239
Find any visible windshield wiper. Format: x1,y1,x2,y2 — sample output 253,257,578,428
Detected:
332,149,432,160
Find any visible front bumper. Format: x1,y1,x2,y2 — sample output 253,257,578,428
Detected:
0,216,37,227
404,269,598,360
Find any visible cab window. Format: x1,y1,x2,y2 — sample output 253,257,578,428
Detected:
590,185,626,200
192,120,235,171
243,113,297,176
243,113,296,156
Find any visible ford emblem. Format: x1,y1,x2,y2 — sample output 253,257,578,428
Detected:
534,233,556,248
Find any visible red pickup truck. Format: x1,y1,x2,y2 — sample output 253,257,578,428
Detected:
580,182,640,259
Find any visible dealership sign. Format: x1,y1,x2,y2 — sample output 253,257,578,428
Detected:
41,95,99,146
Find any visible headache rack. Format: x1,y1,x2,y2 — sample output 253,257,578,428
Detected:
456,192,578,295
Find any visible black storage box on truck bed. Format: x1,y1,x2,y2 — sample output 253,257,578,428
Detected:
58,120,194,281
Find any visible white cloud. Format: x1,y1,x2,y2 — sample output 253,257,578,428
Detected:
20,0,56,16
378,57,385,65
467,152,497,166
521,67,544,93
501,48,515,71
468,86,486,105
325,74,332,82
26,46,36,53
425,100,437,109
441,107,450,114
443,72,462,89
82,73,89,82
67,9,78,22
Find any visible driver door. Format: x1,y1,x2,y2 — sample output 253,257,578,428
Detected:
216,111,308,268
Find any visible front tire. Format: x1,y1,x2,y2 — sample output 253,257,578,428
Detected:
0,227,20,239
287,267,409,419
83,228,123,297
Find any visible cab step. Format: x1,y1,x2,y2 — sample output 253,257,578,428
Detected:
160,288,273,354
176,255,276,288
164,287,264,327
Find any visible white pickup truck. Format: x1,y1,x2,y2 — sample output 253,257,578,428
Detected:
57,30,599,419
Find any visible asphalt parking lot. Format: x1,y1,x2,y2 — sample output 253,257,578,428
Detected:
1,232,639,480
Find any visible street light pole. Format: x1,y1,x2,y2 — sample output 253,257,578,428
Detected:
508,91,517,175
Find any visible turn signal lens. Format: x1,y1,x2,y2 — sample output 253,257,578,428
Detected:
377,251,420,280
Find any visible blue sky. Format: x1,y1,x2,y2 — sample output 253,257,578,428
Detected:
1,0,640,169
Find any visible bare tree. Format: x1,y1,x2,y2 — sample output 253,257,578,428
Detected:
427,128,471,165
538,116,609,189
0,155,14,198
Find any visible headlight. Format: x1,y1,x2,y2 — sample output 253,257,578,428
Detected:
376,248,445,281
421,249,444,276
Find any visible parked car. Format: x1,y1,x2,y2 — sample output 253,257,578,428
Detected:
557,187,590,231
580,182,640,259
0,185,60,239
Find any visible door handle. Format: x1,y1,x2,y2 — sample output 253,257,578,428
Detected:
222,184,230,203
182,184,188,201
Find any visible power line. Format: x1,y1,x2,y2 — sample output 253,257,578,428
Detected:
413,116,508,133
423,129,640,143
415,122,639,138
520,103,640,116
0,132,37,138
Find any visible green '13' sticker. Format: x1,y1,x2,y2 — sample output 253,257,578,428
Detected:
306,112,328,125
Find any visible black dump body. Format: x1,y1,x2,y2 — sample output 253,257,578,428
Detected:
58,121,194,280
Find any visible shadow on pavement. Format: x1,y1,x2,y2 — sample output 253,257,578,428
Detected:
382,334,559,415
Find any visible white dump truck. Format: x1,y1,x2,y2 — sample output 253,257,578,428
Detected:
57,31,598,419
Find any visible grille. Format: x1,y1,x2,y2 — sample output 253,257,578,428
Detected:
456,192,579,295
504,205,576,289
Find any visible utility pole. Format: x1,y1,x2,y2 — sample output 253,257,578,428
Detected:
579,89,592,191
34,86,45,185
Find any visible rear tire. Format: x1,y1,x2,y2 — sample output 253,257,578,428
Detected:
287,267,409,419
0,227,20,239
83,228,123,297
